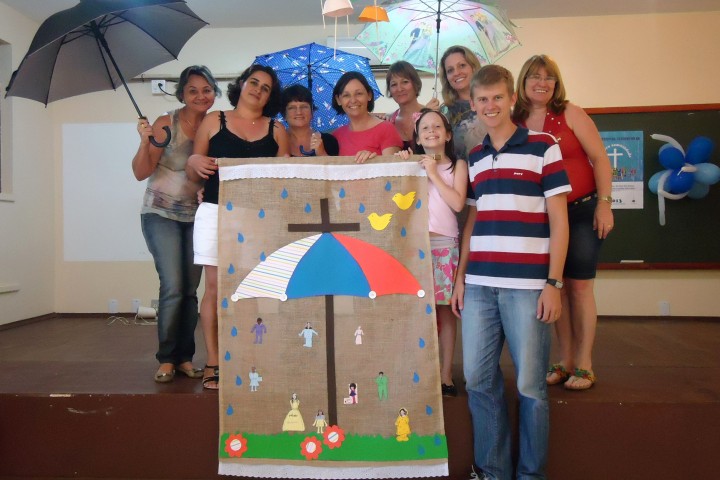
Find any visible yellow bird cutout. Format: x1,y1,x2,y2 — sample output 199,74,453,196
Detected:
392,191,416,210
367,212,393,231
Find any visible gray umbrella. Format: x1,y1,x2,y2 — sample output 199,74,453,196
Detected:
5,0,207,147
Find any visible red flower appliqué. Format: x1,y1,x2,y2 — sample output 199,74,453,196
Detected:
300,436,323,460
224,433,248,458
323,425,346,449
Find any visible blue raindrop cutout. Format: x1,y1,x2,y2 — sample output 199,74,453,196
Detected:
339,188,346,198
419,337,426,348
260,252,266,261
413,372,420,383
228,263,235,274
281,188,288,199
231,326,238,337
434,435,442,446
226,404,234,415
426,405,433,416
237,233,244,243
221,298,229,309
224,351,231,361
258,209,265,219
425,304,433,314
236,375,243,386
359,203,366,213
304,203,312,213
419,249,426,260
416,199,422,209
418,445,426,456
385,181,392,191
401,227,407,237
226,201,233,211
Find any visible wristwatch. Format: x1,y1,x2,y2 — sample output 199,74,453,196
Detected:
546,278,564,289
599,195,613,204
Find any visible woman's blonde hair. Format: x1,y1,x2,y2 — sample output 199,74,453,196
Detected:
512,54,568,124
439,45,482,106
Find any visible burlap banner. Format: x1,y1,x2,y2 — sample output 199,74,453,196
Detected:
217,156,447,478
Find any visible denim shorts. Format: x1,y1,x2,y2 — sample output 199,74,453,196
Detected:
564,195,604,280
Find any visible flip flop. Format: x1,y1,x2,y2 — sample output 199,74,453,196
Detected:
565,368,596,390
546,363,570,385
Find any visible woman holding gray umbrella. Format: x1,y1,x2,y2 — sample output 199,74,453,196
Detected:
186,64,289,390
132,65,221,383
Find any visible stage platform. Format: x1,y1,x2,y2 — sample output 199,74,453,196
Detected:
1,315,718,480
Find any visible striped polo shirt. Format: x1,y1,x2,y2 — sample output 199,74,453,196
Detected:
465,127,571,289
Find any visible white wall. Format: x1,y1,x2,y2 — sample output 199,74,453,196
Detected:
0,2,55,325
0,5,718,322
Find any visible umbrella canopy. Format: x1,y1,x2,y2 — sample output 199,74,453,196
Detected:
231,232,424,302
5,0,207,146
356,0,519,87
253,42,383,133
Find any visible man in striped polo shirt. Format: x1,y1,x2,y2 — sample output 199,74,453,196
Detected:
451,65,571,480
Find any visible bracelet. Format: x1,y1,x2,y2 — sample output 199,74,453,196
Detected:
599,195,612,204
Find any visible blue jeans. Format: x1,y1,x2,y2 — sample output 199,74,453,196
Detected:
461,285,551,480
141,213,202,364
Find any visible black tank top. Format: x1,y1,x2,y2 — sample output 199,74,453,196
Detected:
203,111,279,204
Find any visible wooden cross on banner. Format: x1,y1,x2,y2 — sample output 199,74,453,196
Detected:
287,198,360,426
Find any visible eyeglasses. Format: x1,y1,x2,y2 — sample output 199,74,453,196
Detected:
286,104,311,112
526,74,557,83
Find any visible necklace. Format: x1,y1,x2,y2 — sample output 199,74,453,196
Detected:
180,111,199,132
237,113,262,125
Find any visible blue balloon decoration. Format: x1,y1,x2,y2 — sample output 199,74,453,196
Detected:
339,188,346,198
258,209,266,218
658,145,685,170
648,170,666,194
236,375,243,386
226,201,233,211
686,136,715,165
418,249,425,259
221,298,229,309
425,304,432,314
695,163,720,185
401,227,407,237
228,263,235,274
416,199,422,209
385,181,392,191
237,233,244,243
281,188,289,199
434,435,442,446
225,351,231,361
687,182,711,199
418,445,426,456
226,404,234,415
231,326,238,337
413,372,420,383
426,405,433,415
305,203,312,213
260,252,266,261
359,203,366,213
666,169,695,194
419,337,426,348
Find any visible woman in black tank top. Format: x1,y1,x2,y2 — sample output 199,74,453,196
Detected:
186,65,289,389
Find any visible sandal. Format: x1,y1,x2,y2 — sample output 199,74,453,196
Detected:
203,365,220,390
176,363,203,379
565,368,596,390
546,363,570,385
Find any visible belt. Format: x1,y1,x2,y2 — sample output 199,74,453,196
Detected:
569,192,597,206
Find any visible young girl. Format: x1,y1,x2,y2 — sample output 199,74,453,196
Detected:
398,109,468,396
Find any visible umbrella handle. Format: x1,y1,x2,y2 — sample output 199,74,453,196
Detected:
150,126,171,148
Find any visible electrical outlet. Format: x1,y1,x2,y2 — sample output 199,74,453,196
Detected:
132,299,141,313
151,299,159,311
108,299,119,314
659,301,670,316
151,79,166,94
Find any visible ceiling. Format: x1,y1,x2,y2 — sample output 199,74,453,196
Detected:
2,0,719,27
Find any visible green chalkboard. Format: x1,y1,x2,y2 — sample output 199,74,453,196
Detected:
587,105,720,269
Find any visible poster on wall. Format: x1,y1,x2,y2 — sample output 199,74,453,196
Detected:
600,130,644,209
216,156,448,479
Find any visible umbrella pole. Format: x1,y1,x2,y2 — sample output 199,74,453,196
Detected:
90,21,170,148
433,0,442,96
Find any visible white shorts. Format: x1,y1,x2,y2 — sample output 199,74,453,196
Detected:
193,202,218,266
